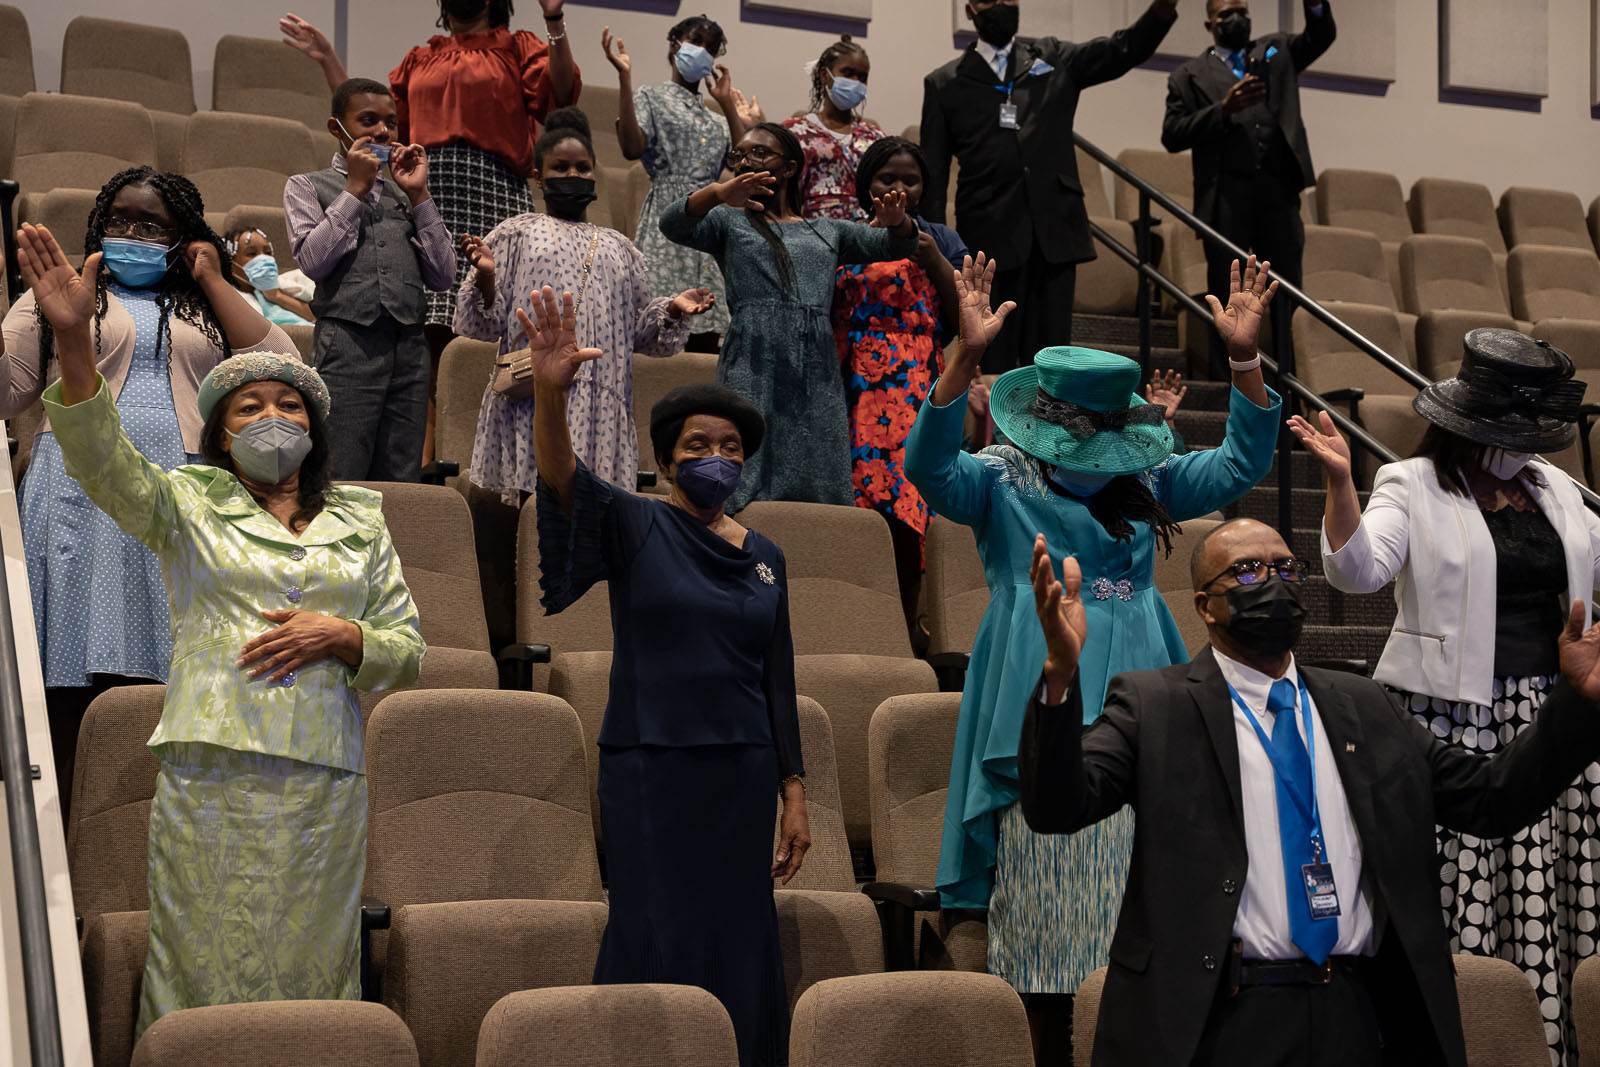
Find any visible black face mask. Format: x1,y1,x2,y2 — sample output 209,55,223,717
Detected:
972,3,1020,48
543,176,597,220
443,0,490,20
1213,11,1253,51
1216,575,1306,656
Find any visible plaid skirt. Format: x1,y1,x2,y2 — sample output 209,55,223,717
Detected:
425,144,537,327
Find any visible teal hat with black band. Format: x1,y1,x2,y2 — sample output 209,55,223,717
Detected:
989,347,1174,475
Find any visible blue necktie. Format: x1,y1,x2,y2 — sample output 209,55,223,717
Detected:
1267,679,1337,964
1229,49,1247,80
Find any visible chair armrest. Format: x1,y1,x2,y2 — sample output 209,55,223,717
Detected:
862,882,942,972
926,652,970,693
2,179,20,303
362,900,392,931
419,460,460,486
360,898,391,1002
861,882,941,911
497,642,552,690
635,470,658,491
1321,387,1366,406
1302,658,1370,677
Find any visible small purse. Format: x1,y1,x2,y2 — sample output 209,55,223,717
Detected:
491,229,601,400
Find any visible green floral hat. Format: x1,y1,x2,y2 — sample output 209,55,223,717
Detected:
989,347,1175,476
198,353,332,423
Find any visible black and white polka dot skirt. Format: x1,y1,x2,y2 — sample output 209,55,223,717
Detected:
1399,675,1599,1067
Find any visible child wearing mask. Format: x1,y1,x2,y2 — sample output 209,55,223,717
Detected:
223,227,316,328
283,77,457,482
454,108,714,504
782,37,884,221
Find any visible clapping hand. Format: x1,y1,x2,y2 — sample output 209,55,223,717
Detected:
1144,369,1188,423
389,144,431,204
732,89,764,128
1286,409,1353,487
1559,600,1600,702
1032,534,1088,699
601,28,630,76
669,288,716,319
513,285,603,391
718,170,777,212
17,224,100,336
870,188,909,230
1205,254,1278,358
462,235,494,276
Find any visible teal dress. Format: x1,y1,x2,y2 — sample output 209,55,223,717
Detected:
904,380,1281,992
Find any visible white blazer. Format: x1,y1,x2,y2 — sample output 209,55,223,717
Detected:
1321,456,1600,707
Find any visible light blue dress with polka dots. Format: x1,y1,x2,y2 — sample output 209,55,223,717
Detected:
21,283,200,687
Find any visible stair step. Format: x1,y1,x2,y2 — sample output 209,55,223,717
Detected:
1074,313,1180,350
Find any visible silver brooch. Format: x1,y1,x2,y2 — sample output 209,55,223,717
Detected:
756,562,775,586
1091,577,1135,602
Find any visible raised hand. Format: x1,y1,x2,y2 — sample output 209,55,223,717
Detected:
461,235,494,277
1287,410,1353,486
1032,534,1088,690
718,170,777,212
513,285,604,391
872,188,908,230
17,224,100,335
279,12,333,60
955,252,1016,357
733,89,764,128
539,0,566,19
1559,600,1600,702
1205,254,1279,357
602,28,630,76
1144,369,1188,422
670,288,716,319
389,144,431,203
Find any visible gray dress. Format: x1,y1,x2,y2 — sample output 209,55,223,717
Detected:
659,202,917,511
634,82,731,337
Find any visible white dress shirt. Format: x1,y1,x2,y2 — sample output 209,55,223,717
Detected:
975,37,1014,82
1213,649,1378,959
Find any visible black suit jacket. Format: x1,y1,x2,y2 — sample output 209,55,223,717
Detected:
1018,648,1600,1067
920,1,1177,269
1161,2,1336,224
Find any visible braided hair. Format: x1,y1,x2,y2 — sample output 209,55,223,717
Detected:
1077,473,1182,557
809,36,868,114
742,123,807,292
35,166,231,380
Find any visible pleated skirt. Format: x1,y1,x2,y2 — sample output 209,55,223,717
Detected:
596,743,788,1067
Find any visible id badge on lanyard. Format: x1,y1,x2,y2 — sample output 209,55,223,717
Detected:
999,92,1019,130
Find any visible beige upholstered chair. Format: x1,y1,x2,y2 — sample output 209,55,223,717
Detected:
1573,956,1600,1064
212,34,331,132
15,188,97,266
1452,954,1551,1067
515,497,614,690
69,686,165,918
433,337,496,494
476,985,740,1067
12,92,157,200
923,516,987,684
1295,303,1419,400
1507,245,1600,323
1073,967,1107,1067
131,1001,419,1067
789,972,1032,1067
0,4,35,96
1301,225,1417,355
61,16,193,168
632,352,718,493
1316,169,1413,302
183,112,319,217
1500,186,1592,251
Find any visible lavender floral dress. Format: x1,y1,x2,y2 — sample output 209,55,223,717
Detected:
453,213,692,502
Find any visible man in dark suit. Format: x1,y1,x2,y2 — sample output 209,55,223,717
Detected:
1163,0,1336,375
921,0,1179,374
1017,517,1600,1067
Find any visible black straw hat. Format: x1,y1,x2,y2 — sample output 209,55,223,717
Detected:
1412,329,1585,453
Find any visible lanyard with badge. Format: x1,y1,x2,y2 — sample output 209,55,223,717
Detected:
1226,677,1342,922
992,57,1054,130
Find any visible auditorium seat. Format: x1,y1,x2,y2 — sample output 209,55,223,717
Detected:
1294,303,1419,400
16,187,97,266
632,351,718,494
1499,186,1592,252
130,1001,419,1067
1315,169,1412,304
1508,245,1600,323
1574,956,1600,1064
1399,235,1512,320
0,92,18,180
182,112,319,217
1112,147,1204,313
385,898,608,1067
1415,309,1518,381
1073,967,1106,1067
12,92,157,208
1353,393,1431,472
923,516,986,689
1161,588,1211,657
61,16,194,171
1452,954,1550,1067
69,685,164,919
1074,147,1139,316
1590,196,1600,257
0,5,34,97
1533,318,1600,372
282,322,314,361
82,910,150,1067
476,985,740,1067
221,204,295,273
544,650,611,839
583,85,626,169
212,34,331,133
775,886,886,1011
592,165,626,235
515,497,614,690
1301,225,1417,358
1409,177,1508,298
788,972,1032,1067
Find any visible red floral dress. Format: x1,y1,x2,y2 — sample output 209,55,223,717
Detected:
783,113,885,221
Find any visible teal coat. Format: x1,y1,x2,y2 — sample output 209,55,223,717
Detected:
904,382,1281,908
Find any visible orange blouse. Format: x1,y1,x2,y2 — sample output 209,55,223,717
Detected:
388,27,581,178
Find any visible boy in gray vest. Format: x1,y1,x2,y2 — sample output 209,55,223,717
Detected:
284,77,457,481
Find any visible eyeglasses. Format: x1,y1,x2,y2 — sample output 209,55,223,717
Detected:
103,216,175,242
1202,558,1308,590
726,146,782,169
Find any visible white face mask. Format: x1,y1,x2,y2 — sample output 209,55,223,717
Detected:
1482,448,1534,481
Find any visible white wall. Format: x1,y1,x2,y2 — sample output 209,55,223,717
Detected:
18,0,1600,200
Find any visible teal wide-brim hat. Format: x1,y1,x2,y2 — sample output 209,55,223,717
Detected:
989,346,1174,476
198,353,332,423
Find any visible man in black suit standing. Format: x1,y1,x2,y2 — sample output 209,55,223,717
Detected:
1163,0,1336,375
1017,517,1600,1067
921,0,1179,374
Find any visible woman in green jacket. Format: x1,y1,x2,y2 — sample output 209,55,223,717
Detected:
17,222,425,1032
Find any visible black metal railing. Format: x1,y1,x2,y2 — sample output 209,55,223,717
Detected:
1073,134,1600,531
0,509,64,1064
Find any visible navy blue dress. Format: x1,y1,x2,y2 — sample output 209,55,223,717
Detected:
537,462,804,1067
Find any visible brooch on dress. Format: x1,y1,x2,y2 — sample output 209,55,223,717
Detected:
756,562,776,586
1091,577,1135,602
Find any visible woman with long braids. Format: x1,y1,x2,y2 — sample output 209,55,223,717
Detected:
905,254,1282,1061
0,167,294,806
782,37,884,221
661,122,917,510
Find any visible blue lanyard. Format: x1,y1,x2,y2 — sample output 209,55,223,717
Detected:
1227,676,1325,862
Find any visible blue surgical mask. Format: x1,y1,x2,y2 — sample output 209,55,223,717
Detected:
1049,466,1113,498
227,416,313,485
675,456,742,509
674,42,717,85
827,76,869,112
335,119,392,165
101,237,177,289
242,255,280,292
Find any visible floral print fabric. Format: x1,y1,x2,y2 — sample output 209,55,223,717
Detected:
782,113,885,222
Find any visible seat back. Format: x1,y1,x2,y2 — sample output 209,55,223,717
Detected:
131,1001,419,1067
1400,235,1507,317
1508,245,1600,323
739,500,912,657
1161,589,1211,658
1533,318,1600,372
867,693,961,887
13,91,157,193
477,985,739,1067
1302,225,1397,309
1499,186,1591,251
774,695,859,891
221,204,297,273
582,85,626,167
365,690,603,908
435,337,496,489
1415,309,1518,381
212,34,331,132
924,517,987,663
1575,956,1600,1067
61,15,195,115
345,481,490,652
18,187,98,266
1112,147,1193,222
183,112,319,214
68,685,165,916
1294,303,1417,397
789,972,1033,1067
0,5,35,96
1356,393,1431,462
1452,954,1552,1067
632,352,718,490
1409,177,1506,253
516,497,614,690
1075,147,1113,219
1072,968,1107,1067
1153,517,1219,594
1316,169,1412,244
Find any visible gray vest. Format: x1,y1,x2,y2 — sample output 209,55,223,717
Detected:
304,167,428,327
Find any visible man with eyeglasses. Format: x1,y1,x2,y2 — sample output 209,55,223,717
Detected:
1016,516,1600,1066
919,0,1179,373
